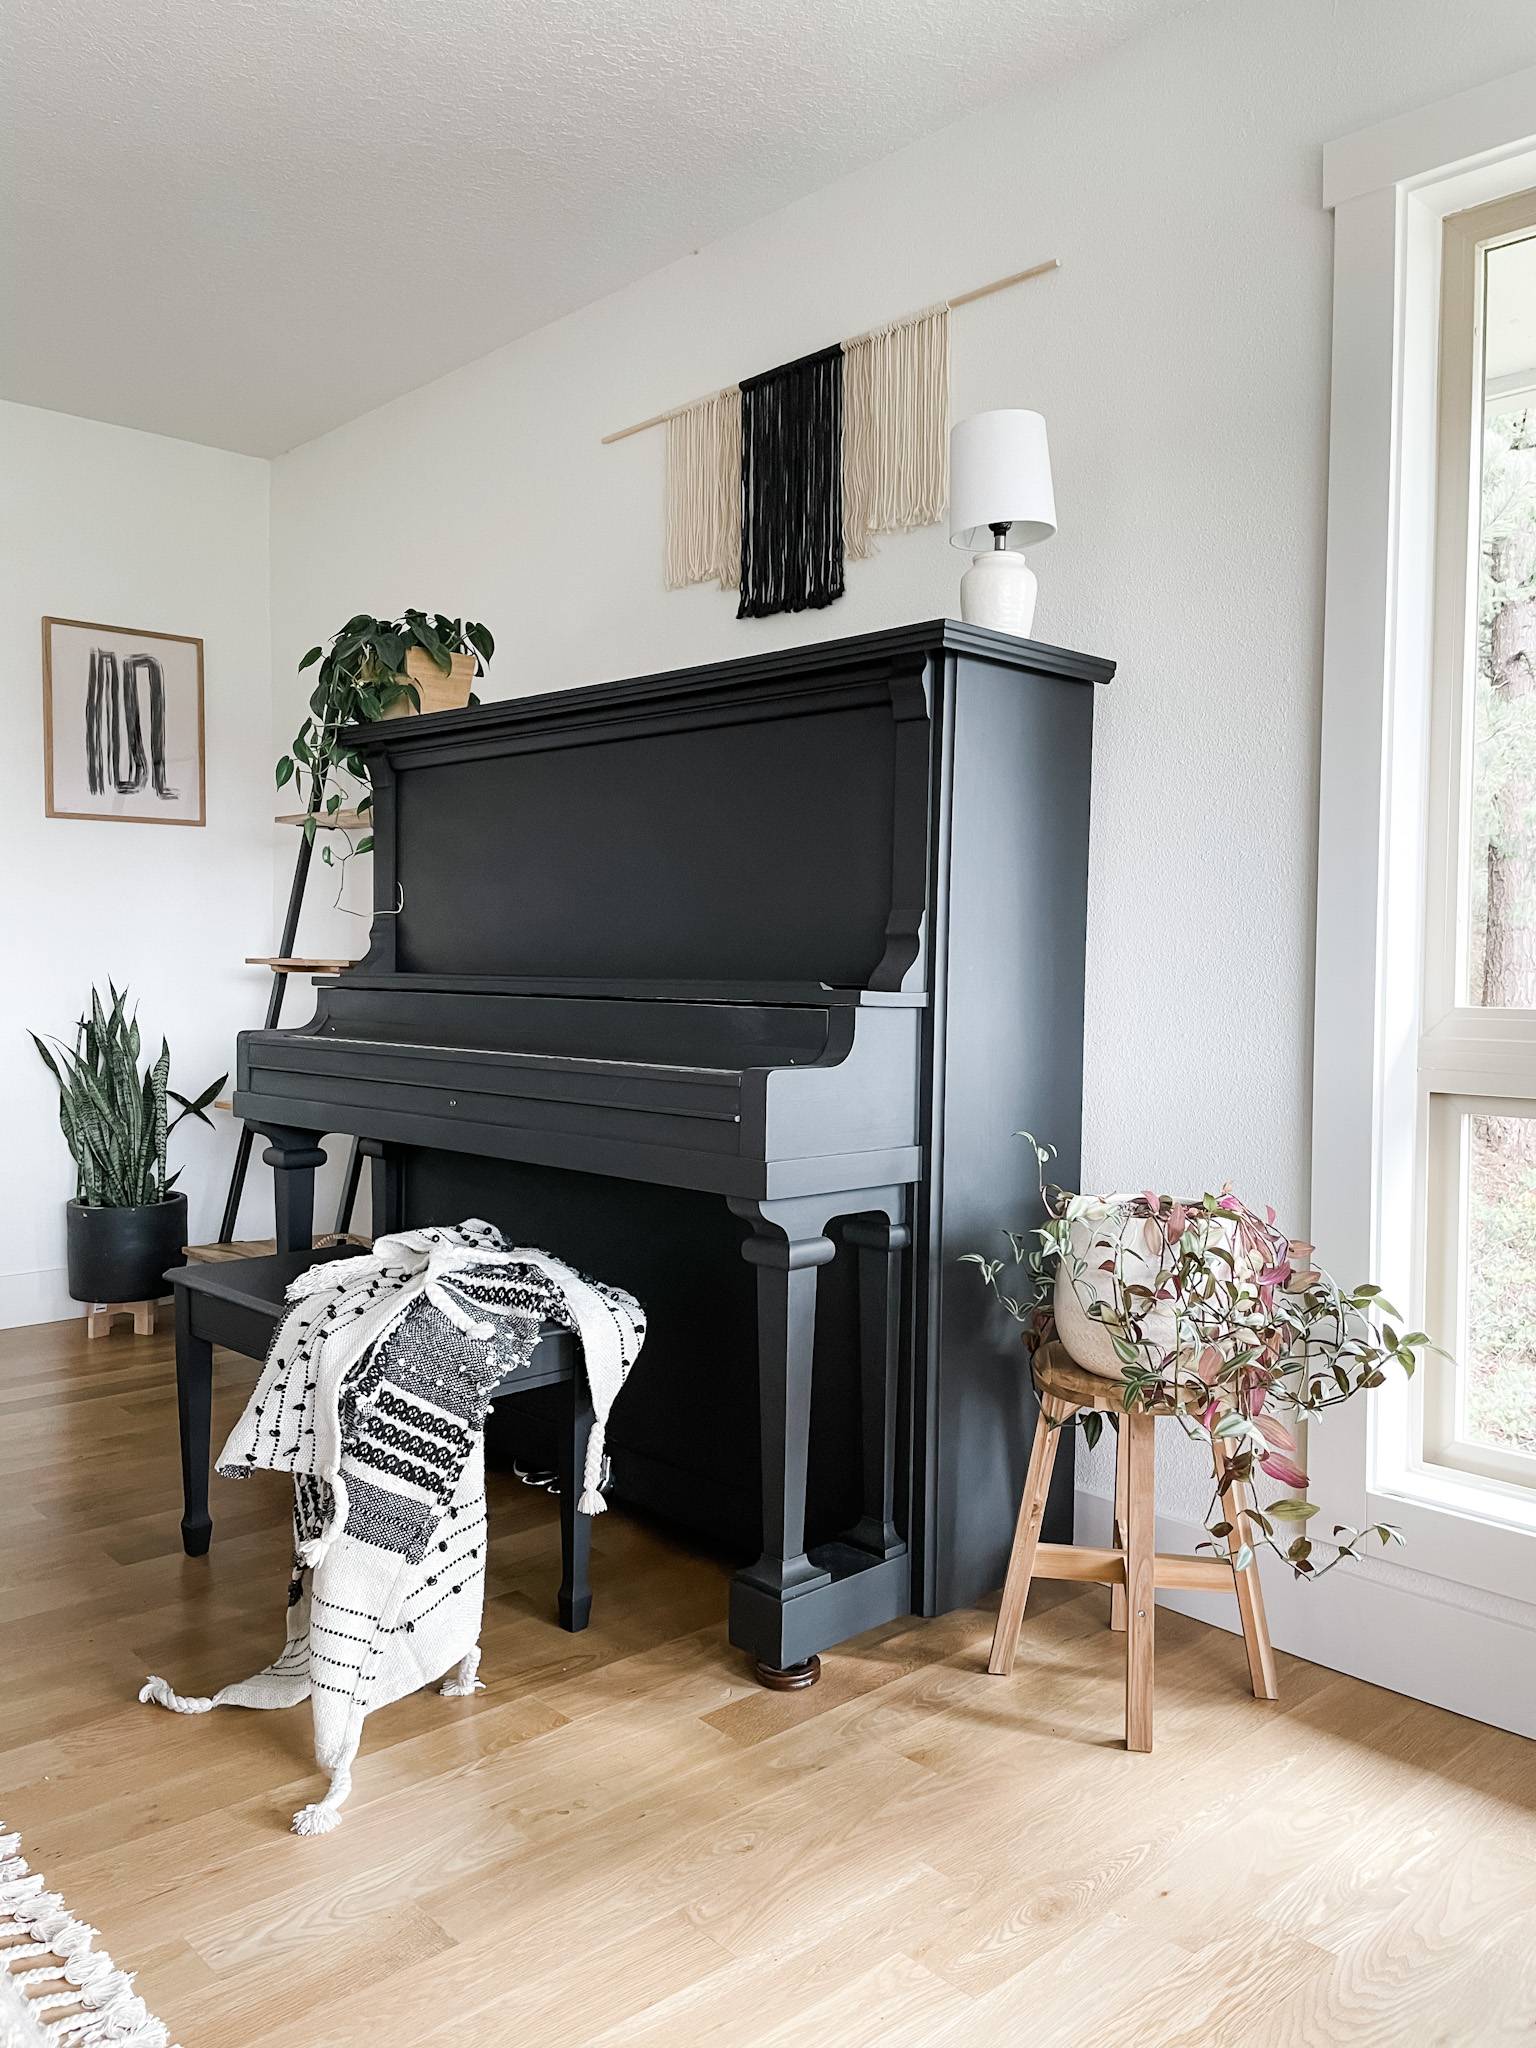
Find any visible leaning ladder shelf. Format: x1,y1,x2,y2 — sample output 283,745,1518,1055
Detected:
200,800,368,1254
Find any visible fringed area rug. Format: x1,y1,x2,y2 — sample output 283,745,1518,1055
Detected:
0,1822,178,2047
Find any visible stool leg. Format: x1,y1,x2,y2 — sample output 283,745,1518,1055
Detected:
557,1373,594,1633
988,1393,1076,1677
1123,1406,1157,1752
174,1290,214,1558
1110,1415,1130,1632
1214,1442,1279,1701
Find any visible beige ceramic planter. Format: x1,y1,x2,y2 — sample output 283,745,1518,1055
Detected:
380,646,476,718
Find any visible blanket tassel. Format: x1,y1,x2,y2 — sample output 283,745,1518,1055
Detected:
138,1677,213,1714
297,1468,351,1570
577,1422,608,1516
291,1763,352,1837
440,1646,484,1697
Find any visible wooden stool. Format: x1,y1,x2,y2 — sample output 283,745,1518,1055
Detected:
988,1340,1278,1750
87,1301,157,1339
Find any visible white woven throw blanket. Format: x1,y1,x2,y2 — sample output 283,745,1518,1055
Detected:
140,1221,644,1834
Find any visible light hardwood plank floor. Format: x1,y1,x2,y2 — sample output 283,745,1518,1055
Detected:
2,1315,1533,2047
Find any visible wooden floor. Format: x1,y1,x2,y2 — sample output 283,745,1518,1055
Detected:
3,1319,1535,2048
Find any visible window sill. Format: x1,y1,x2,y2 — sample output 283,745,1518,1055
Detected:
1367,1460,1536,1603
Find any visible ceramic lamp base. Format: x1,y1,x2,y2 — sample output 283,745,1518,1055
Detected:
959,550,1038,636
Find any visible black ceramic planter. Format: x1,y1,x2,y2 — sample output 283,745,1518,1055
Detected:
65,1193,188,1304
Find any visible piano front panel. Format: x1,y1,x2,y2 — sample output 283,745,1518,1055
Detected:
242,1035,746,1150
403,1149,866,1555
388,693,909,986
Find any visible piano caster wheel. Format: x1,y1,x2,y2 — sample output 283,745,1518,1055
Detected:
753,1655,821,1691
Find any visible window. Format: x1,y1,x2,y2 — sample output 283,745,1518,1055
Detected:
1421,189,1536,1501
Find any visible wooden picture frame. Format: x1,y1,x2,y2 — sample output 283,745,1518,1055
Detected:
42,616,206,827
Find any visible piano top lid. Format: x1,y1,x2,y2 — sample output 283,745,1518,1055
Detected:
339,618,1115,756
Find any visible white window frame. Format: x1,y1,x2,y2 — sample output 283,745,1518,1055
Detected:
1316,67,1536,1603
1421,1094,1536,1493
1416,189,1536,1497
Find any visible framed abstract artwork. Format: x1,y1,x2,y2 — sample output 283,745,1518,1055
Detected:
42,616,206,826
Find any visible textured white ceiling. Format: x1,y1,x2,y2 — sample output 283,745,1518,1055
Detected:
3,0,1189,455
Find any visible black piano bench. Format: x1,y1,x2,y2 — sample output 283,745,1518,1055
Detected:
168,1247,596,1632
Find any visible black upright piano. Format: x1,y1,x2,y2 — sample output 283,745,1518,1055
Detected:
235,620,1112,1683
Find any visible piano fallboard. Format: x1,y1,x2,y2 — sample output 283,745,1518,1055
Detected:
235,981,923,1202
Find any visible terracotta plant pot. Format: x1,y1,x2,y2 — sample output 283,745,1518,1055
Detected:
380,647,476,719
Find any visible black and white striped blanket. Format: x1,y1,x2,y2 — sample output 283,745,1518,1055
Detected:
140,1222,644,1833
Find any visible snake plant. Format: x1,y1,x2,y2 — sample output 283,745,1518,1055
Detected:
31,985,226,1207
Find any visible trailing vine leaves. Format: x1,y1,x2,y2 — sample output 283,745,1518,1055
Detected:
275,611,495,906
31,985,226,1207
964,1135,1435,1581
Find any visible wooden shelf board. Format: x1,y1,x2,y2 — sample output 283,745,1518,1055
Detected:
245,956,357,974
184,1233,369,1264
275,810,370,831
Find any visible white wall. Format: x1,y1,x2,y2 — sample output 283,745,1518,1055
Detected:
267,0,1536,1256
267,0,1536,1725
1,402,274,1325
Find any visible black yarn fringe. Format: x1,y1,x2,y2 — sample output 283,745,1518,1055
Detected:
737,345,846,619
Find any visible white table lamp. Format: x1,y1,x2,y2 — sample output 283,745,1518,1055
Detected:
948,409,1057,636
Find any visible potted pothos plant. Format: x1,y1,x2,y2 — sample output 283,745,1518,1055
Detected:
276,610,494,882
966,1135,1437,1581
31,987,226,1307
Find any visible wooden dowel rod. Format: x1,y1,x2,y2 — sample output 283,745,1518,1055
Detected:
602,388,735,447
601,255,1060,445
946,255,1060,309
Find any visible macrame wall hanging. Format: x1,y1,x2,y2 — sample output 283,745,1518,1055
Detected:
609,257,1056,621
843,303,949,561
663,386,739,592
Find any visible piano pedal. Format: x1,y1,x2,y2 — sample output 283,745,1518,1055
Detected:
512,1461,559,1495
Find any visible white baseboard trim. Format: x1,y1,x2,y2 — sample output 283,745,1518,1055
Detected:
0,1266,81,1331
1075,1487,1536,1741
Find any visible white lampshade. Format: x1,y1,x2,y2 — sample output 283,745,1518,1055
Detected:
948,409,1057,551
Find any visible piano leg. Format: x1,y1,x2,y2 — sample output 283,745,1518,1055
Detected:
258,1125,328,1252
362,1137,403,1236
843,1195,910,1563
729,1195,837,1688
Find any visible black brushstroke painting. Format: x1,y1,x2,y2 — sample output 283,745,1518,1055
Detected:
85,646,178,801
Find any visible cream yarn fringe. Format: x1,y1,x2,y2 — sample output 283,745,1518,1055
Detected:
0,1824,178,2047
664,387,741,590
843,303,950,560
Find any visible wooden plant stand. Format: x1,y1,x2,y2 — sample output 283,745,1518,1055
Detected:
989,1340,1279,1751
194,803,364,1258
87,1301,157,1340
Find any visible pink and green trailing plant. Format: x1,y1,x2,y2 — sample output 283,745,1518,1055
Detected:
964,1135,1436,1580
